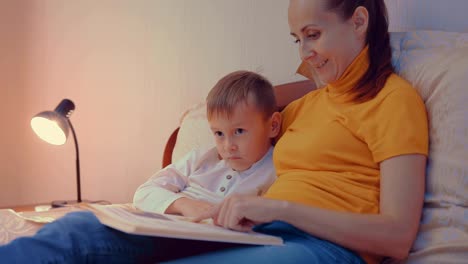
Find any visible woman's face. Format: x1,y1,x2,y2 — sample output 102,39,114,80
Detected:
288,0,365,84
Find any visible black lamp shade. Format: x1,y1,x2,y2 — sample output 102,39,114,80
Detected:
31,99,75,145
31,111,69,145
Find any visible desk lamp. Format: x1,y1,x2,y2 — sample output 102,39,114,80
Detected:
31,99,82,208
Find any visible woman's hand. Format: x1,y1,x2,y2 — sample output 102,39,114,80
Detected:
165,197,215,218
198,196,285,232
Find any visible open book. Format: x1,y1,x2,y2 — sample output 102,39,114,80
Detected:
85,204,283,246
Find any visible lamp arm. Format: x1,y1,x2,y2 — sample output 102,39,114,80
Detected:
67,118,81,203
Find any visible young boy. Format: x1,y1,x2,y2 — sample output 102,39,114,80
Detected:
0,70,281,263
133,70,281,219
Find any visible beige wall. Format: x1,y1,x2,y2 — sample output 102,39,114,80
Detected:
0,1,30,206
2,1,465,207
0,0,303,207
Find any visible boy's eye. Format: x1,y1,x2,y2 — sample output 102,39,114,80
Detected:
293,38,300,44
214,131,223,137
234,128,245,135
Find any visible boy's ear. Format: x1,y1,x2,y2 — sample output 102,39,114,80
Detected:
269,112,282,138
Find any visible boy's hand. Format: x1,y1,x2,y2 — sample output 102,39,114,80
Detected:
165,197,215,218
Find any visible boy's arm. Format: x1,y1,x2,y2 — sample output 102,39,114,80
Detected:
133,150,200,213
165,197,215,218
133,166,189,214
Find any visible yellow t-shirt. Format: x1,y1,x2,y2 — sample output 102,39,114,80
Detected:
264,47,428,263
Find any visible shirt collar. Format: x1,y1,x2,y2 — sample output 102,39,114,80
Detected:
231,146,274,177
296,45,370,103
326,45,369,102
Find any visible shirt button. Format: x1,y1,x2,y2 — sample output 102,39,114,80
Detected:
226,175,232,180
219,187,226,192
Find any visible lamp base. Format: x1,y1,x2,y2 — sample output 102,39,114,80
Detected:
51,200,82,208
51,199,110,208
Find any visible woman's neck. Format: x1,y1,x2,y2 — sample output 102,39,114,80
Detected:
326,46,370,102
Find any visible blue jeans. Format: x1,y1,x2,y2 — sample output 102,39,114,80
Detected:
0,211,365,264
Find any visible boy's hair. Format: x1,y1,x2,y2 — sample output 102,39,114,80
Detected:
206,70,277,120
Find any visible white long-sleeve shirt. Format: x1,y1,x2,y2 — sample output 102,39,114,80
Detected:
133,146,276,213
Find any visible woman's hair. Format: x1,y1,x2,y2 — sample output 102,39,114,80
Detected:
327,0,394,102
206,70,277,120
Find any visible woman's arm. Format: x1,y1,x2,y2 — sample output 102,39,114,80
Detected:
274,80,315,110
212,154,426,259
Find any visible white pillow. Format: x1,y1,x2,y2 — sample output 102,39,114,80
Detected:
390,30,468,263
172,103,214,163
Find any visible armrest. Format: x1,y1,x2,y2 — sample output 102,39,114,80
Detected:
162,127,180,168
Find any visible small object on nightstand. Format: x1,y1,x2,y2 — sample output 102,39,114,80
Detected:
34,205,52,212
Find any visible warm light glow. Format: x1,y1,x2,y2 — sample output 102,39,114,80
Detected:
31,117,67,145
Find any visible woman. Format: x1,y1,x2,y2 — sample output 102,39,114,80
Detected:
1,1,427,263
183,0,428,263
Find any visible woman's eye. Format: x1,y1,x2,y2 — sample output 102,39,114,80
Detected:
307,32,320,39
292,31,320,44
235,128,245,135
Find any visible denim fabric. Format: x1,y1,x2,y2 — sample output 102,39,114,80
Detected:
0,211,365,264
0,211,159,263
0,211,237,264
164,221,366,264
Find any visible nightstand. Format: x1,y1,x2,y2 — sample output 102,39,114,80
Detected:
1,204,52,212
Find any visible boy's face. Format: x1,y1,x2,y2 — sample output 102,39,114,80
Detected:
209,99,280,171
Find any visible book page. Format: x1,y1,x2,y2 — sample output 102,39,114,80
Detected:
86,204,283,246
